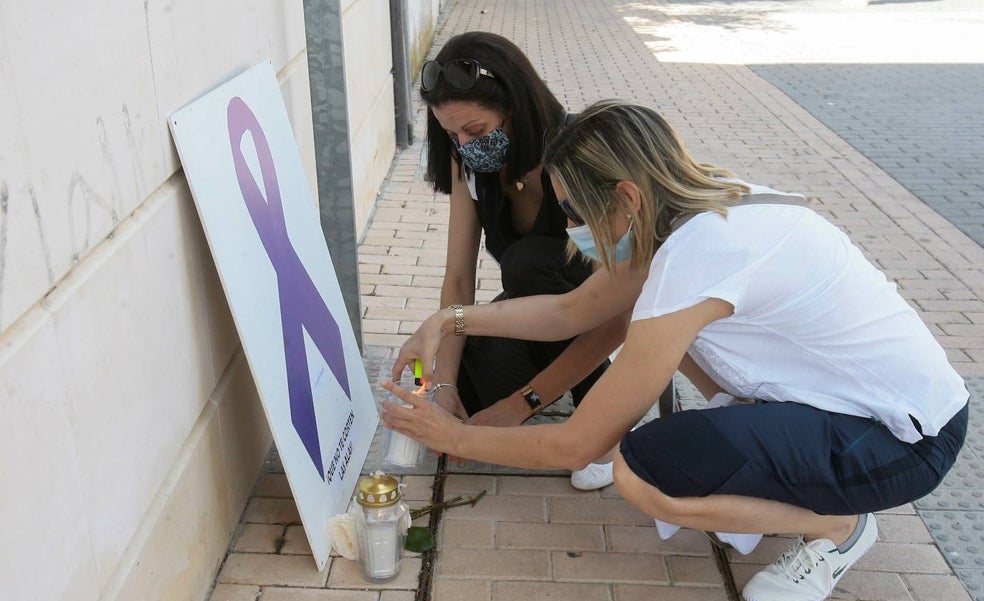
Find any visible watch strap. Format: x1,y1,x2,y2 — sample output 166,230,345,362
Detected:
520,384,543,413
451,304,465,336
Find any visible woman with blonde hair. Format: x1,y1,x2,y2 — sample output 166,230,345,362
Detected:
384,100,968,601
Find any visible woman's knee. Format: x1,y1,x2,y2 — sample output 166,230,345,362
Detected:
613,450,682,520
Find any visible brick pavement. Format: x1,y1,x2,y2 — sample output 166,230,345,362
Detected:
749,64,984,247
208,1,983,600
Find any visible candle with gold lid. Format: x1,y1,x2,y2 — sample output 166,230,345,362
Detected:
354,472,408,582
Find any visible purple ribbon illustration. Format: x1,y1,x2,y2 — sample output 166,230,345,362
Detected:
227,96,351,480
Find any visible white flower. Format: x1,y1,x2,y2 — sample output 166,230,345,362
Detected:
327,512,359,560
401,508,412,533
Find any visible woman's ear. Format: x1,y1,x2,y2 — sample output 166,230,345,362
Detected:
614,180,643,215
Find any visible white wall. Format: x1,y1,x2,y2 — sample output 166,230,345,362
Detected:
342,0,398,235
0,0,412,599
406,0,443,74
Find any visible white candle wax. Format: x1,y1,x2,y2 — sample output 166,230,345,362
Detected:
383,386,431,467
384,428,422,467
365,520,399,578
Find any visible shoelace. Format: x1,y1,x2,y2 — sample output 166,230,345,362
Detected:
774,538,825,582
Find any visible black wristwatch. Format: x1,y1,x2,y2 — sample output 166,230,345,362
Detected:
520,384,543,414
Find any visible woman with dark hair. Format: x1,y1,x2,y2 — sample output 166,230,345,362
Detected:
416,32,635,489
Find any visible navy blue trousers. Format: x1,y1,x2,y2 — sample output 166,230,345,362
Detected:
620,400,968,515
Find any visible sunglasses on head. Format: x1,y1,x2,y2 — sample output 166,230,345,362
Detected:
559,199,584,226
421,59,496,92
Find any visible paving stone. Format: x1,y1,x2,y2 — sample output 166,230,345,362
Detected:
751,63,984,248
548,497,652,527
399,474,435,502
497,475,595,497
955,569,984,601
432,578,491,601
282,524,313,556
327,557,421,590
606,525,712,556
232,523,284,553
492,580,610,601
552,550,669,584
260,589,378,601
881,504,918,516
914,375,984,600
217,553,328,587
854,542,952,574
918,484,984,512
666,556,722,587
209,584,261,601
876,514,935,544
613,584,728,601
496,522,605,551
443,474,497,494
435,548,551,579
830,571,913,601
920,511,984,571
440,494,546,523
253,473,293,498
242,497,302,525
905,574,974,601
727,562,768,591
440,518,495,548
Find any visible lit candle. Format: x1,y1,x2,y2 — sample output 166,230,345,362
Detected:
384,385,430,467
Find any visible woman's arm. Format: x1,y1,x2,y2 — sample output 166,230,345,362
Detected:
383,298,734,469
427,161,482,418
396,256,650,382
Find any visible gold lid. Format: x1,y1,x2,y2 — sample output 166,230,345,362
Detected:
356,472,401,507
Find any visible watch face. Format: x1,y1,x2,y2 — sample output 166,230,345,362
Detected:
523,388,542,409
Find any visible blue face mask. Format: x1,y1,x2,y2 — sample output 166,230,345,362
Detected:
567,221,635,264
453,126,509,173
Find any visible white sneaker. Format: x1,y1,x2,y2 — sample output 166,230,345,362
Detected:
742,513,877,601
570,461,614,490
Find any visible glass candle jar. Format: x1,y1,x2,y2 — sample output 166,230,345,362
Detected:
383,376,435,468
354,472,409,582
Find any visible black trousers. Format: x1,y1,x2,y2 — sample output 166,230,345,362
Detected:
457,236,610,416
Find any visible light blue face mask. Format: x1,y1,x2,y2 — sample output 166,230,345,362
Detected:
566,221,635,264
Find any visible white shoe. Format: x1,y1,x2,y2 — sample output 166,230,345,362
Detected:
570,461,614,490
742,513,877,601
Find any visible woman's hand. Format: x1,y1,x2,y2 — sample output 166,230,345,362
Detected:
466,392,531,427
391,308,452,383
381,380,466,457
434,385,469,422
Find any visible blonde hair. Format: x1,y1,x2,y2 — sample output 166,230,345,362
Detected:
544,100,749,272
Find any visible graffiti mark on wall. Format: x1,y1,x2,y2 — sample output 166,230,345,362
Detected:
96,116,123,225
28,186,55,284
122,104,146,199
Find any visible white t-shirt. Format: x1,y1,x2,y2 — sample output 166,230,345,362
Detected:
632,200,968,443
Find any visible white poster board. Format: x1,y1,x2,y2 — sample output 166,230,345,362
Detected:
168,62,377,571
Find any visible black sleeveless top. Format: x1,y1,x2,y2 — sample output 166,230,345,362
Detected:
470,168,570,263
